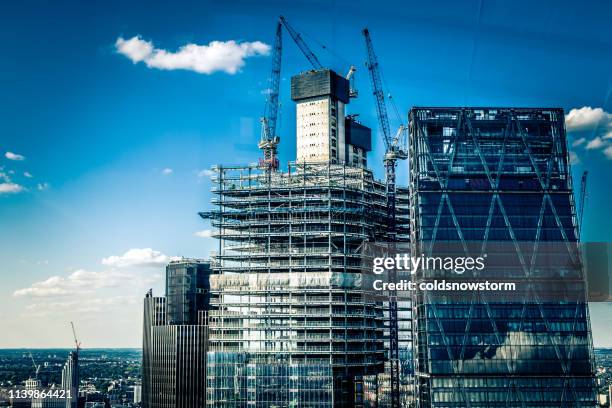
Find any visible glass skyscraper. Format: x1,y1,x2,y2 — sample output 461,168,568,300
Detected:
408,107,596,407
166,259,212,325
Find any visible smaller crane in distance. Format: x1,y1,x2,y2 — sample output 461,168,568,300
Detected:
29,352,41,379
71,321,81,355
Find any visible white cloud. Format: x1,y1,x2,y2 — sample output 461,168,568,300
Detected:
161,168,173,176
604,146,612,160
5,151,25,161
0,171,10,182
569,151,580,165
571,137,586,147
194,229,214,238
37,182,50,191
605,131,612,140
197,169,214,178
24,295,138,316
24,171,33,178
586,137,604,150
115,36,153,63
566,106,612,132
13,269,129,298
115,35,270,75
101,248,175,268
0,182,24,194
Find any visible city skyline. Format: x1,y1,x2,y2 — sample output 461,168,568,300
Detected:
1,0,612,349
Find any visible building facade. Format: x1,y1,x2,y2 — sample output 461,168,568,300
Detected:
61,351,79,408
408,107,596,407
142,260,212,408
202,162,395,407
166,259,212,325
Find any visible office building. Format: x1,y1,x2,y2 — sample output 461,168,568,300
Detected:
408,107,596,407
142,259,212,408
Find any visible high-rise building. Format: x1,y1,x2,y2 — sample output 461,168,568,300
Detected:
200,67,418,407
142,259,212,408
408,107,596,407
202,162,389,407
61,351,79,408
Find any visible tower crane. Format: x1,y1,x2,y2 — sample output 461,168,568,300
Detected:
363,27,407,408
258,22,282,171
29,352,41,379
71,321,81,355
579,170,588,239
279,16,323,70
258,16,325,171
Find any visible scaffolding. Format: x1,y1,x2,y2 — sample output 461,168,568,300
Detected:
201,161,410,407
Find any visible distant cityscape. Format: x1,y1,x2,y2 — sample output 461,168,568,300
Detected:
2,349,612,406
0,349,141,408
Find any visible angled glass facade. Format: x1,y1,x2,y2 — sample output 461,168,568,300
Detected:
408,107,596,407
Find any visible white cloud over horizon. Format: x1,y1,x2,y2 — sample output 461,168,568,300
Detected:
161,168,173,175
13,269,131,298
101,247,177,268
115,35,270,75
24,296,140,318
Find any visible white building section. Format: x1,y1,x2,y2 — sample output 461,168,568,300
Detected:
291,69,369,167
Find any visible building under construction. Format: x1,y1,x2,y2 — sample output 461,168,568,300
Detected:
200,67,411,406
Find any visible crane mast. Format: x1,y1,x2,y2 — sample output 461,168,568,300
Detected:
363,27,406,408
259,17,325,171
259,22,282,171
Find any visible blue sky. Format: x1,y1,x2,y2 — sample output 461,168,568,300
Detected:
1,0,612,348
